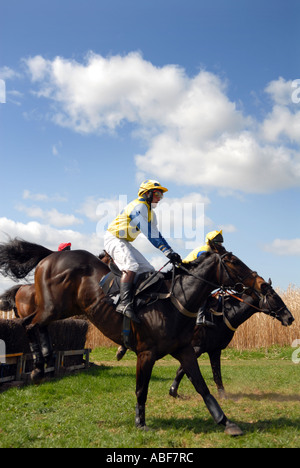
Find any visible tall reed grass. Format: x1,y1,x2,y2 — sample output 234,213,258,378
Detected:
85,284,300,350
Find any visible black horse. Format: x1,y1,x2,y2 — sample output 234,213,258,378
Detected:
0,238,293,435
169,290,294,399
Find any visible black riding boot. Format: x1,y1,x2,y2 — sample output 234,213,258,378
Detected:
196,305,216,328
116,271,140,323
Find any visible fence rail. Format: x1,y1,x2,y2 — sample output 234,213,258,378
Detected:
0,310,16,320
0,349,91,385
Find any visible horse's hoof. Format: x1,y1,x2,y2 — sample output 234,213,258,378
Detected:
218,389,227,399
30,368,44,383
224,421,243,436
169,386,178,398
136,424,151,432
116,346,127,361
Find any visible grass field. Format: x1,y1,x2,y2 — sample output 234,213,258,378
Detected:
0,346,299,448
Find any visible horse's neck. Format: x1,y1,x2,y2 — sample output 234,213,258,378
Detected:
226,297,258,329
174,260,217,312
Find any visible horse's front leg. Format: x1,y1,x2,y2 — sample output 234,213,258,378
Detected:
172,345,243,436
135,350,155,430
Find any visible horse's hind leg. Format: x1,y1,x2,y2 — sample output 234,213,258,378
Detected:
39,326,54,364
169,346,202,398
21,315,53,381
25,321,46,381
172,345,243,436
209,349,226,398
169,365,185,398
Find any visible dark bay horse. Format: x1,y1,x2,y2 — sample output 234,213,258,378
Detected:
0,238,292,435
169,290,294,399
0,284,36,319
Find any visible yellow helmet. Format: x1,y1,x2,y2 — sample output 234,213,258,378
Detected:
205,230,223,244
138,179,168,197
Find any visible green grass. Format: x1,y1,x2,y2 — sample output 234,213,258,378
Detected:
0,346,299,448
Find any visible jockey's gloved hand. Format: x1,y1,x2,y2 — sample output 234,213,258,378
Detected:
166,251,182,265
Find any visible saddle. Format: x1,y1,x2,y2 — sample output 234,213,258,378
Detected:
99,263,166,310
99,264,167,349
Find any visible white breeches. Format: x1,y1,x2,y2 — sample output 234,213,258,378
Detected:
104,231,155,274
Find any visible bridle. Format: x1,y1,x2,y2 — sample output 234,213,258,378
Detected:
176,251,286,324
177,251,261,294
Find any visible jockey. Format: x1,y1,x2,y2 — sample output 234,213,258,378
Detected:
104,179,182,323
58,243,72,251
182,230,223,263
183,230,224,327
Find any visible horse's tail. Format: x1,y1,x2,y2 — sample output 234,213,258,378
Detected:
0,285,21,317
0,238,53,280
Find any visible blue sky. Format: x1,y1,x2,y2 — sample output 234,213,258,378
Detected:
0,0,299,292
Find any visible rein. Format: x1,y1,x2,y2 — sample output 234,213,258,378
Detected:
208,287,285,332
145,252,282,323
169,254,280,325
155,254,257,320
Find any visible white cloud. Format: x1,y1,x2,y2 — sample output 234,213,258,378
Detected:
0,217,102,255
261,77,300,144
219,224,237,233
264,238,300,256
0,66,21,80
0,216,107,293
23,190,67,202
24,52,300,194
16,204,83,228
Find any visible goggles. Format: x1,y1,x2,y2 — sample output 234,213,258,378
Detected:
152,190,164,199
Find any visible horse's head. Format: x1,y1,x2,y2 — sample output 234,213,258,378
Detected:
257,281,294,327
209,242,294,327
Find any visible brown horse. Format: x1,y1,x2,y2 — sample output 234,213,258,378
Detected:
0,238,292,435
0,251,111,320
